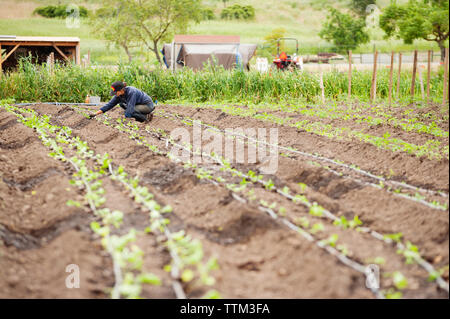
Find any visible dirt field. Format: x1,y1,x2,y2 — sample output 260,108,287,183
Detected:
0,102,448,299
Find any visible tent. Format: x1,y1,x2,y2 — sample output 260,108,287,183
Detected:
162,35,257,71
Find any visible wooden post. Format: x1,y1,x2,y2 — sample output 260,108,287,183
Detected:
389,51,394,105
443,47,449,106
75,43,81,65
411,50,418,98
47,52,54,74
426,50,431,104
320,71,325,104
171,41,175,72
418,66,425,100
1,44,20,64
397,52,402,99
52,44,70,62
348,50,352,99
370,50,378,102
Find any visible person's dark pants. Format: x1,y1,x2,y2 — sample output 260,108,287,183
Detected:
120,101,155,122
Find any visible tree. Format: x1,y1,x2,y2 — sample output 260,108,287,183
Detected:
216,0,229,8
319,8,370,54
380,0,449,61
89,7,138,62
350,0,377,17
263,28,287,55
92,0,202,65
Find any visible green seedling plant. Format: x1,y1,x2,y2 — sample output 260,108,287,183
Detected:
65,106,393,298
157,108,448,210
333,216,363,229
397,241,421,265
428,265,449,282
62,104,449,295
166,102,447,160
147,113,449,292
152,107,450,294
3,104,162,299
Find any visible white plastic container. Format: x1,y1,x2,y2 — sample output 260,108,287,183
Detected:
90,96,101,104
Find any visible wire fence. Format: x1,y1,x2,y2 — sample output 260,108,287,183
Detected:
259,42,444,64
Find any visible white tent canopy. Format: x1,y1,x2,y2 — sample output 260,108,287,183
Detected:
162,35,256,71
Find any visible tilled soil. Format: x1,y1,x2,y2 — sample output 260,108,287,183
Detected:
161,104,449,192
0,103,448,299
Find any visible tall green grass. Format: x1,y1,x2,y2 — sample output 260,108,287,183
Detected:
0,58,446,105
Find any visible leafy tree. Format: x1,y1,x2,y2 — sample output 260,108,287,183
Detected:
263,28,287,55
92,0,202,65
350,0,377,17
201,7,215,20
380,0,449,61
89,7,138,62
319,8,370,53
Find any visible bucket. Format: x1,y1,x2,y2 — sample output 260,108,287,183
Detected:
90,96,101,104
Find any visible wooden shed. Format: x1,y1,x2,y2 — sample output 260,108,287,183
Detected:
0,36,80,72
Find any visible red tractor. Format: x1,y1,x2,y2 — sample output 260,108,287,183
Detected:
272,38,303,71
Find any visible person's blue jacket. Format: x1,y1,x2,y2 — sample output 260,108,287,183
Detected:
100,86,153,118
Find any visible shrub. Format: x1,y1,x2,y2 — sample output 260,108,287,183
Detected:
220,4,255,20
33,5,89,18
319,8,369,54
263,28,287,55
201,8,215,20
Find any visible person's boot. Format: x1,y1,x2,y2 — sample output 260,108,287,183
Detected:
146,112,153,122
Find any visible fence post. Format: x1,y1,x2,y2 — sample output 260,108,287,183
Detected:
443,47,449,106
397,52,402,99
389,51,394,105
411,50,418,99
47,52,54,74
171,41,175,72
348,50,352,99
320,71,325,104
370,50,378,102
418,65,425,100
427,50,431,105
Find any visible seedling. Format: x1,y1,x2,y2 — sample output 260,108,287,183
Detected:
309,202,324,217
383,232,403,243
310,223,324,234
392,271,408,290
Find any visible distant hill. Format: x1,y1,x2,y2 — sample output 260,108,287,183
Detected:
0,0,439,64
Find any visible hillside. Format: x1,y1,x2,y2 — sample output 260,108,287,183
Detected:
0,0,440,64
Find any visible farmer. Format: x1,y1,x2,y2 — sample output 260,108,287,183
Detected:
89,81,155,123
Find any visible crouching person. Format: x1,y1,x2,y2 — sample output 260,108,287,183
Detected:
89,81,155,123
